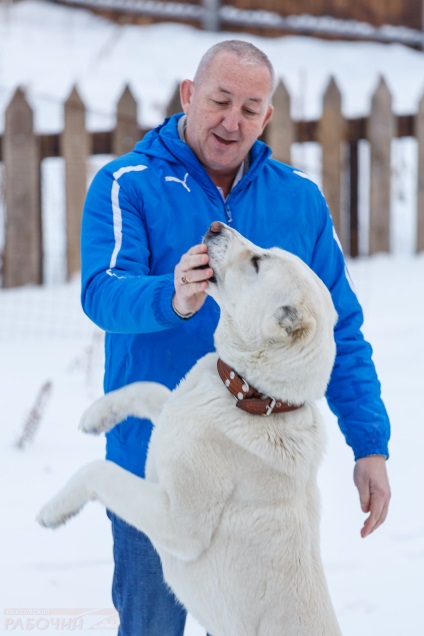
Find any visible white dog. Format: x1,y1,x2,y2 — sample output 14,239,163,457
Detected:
38,222,342,635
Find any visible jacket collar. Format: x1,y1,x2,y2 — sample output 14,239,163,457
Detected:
134,114,272,196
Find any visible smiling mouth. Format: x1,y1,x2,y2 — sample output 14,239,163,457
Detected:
213,133,237,146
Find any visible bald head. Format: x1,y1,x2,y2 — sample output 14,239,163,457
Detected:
194,40,275,100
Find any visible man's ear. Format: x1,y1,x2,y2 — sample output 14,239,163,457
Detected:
180,80,194,115
260,103,274,134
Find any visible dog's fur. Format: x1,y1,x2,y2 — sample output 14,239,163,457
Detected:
38,222,342,635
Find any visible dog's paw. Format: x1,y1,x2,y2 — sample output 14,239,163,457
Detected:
36,498,77,529
79,399,120,435
37,465,96,530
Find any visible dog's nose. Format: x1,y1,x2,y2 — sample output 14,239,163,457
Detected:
209,221,223,234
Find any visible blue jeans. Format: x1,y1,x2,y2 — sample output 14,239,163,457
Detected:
109,512,188,635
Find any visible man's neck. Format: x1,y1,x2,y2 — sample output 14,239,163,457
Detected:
214,162,245,200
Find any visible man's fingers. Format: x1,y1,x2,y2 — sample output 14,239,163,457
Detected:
179,268,214,287
361,516,375,539
361,504,389,537
173,243,213,316
177,245,210,281
354,455,391,538
176,244,213,289
180,244,209,271
358,490,370,513
361,496,388,538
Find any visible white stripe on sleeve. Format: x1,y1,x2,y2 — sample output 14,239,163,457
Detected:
107,164,148,273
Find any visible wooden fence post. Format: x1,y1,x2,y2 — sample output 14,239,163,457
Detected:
367,77,395,254
348,141,359,257
266,79,293,165
113,85,139,156
166,83,182,118
318,77,346,251
3,88,42,288
61,86,90,279
416,91,424,252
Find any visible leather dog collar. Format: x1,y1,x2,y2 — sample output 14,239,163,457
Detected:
217,358,304,416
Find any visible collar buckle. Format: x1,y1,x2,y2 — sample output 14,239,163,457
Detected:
263,398,276,417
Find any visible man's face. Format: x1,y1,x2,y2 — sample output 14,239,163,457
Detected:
180,52,274,186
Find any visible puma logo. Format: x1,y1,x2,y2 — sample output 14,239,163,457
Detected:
165,172,191,192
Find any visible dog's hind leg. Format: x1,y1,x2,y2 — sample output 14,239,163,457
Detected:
80,382,171,435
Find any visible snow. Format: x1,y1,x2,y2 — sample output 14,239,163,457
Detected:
1,1,424,634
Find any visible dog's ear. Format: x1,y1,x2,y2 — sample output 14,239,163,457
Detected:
275,305,310,338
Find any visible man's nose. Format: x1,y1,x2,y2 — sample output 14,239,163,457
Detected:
221,108,240,132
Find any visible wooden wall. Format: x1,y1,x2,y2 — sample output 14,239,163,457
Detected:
227,0,422,29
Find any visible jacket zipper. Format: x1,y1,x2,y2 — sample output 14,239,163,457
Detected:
224,202,233,223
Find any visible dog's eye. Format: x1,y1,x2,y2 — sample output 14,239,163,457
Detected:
251,255,261,272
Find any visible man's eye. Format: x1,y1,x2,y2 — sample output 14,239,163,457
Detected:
251,255,261,272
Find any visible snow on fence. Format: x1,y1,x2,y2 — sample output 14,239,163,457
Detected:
1,77,424,288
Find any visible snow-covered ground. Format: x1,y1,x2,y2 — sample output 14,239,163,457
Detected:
2,255,424,635
1,2,424,634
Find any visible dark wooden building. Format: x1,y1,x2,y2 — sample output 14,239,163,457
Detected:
56,0,424,47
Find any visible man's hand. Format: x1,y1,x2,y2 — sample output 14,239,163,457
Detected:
173,243,214,317
353,455,391,538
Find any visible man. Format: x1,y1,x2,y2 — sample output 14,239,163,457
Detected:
81,40,391,635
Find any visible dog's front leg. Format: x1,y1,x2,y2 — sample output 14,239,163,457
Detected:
37,462,102,528
37,461,209,561
37,460,165,529
80,382,171,435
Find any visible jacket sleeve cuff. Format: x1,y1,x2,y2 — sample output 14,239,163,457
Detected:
153,274,191,327
352,443,389,462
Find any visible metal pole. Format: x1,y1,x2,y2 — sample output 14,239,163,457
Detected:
202,0,220,31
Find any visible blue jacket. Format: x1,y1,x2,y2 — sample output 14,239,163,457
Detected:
81,113,390,476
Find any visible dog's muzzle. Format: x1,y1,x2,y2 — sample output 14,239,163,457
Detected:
202,221,229,284
203,220,225,245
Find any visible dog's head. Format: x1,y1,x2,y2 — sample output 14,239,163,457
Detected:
203,222,338,403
